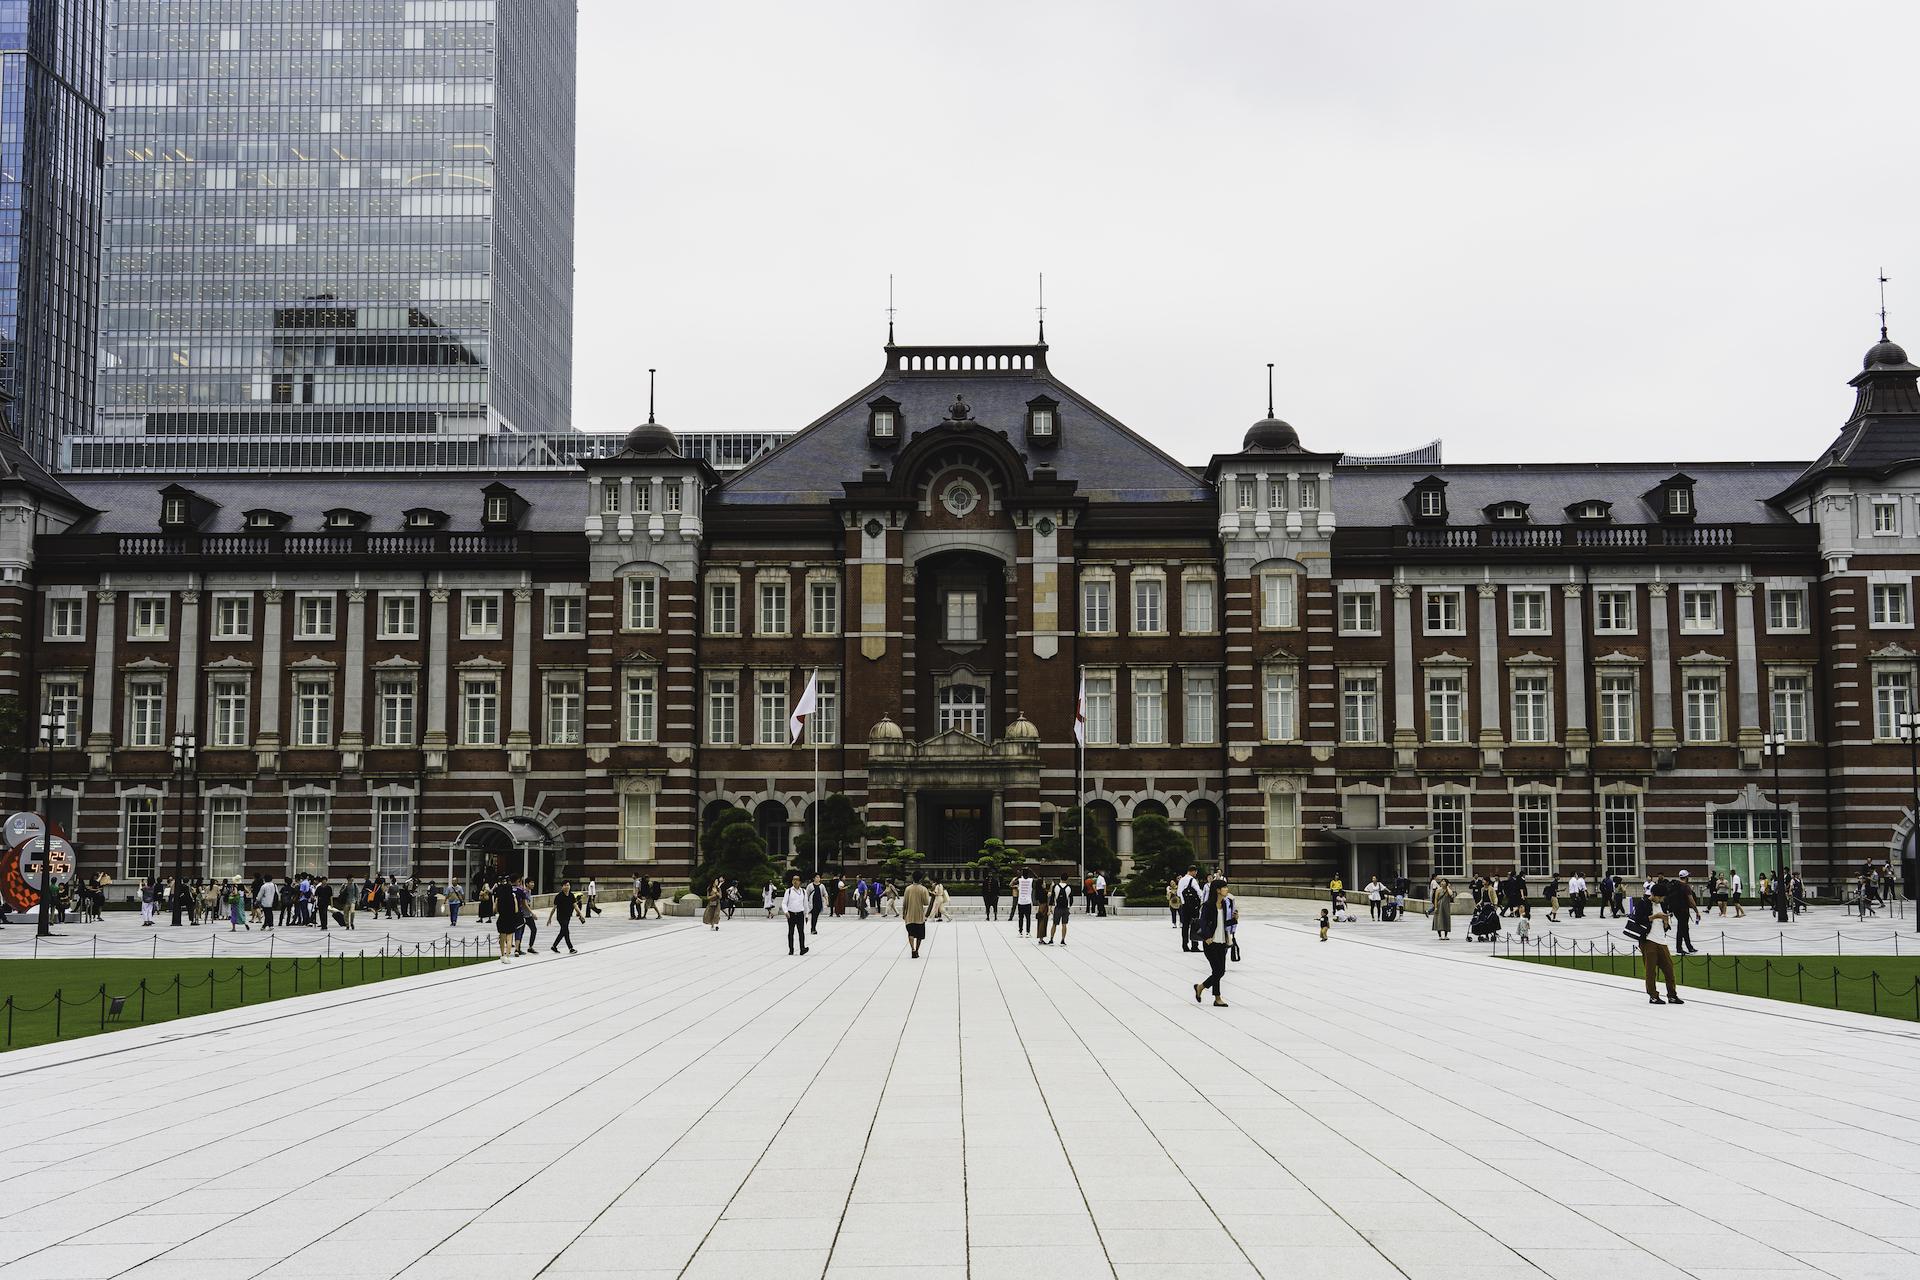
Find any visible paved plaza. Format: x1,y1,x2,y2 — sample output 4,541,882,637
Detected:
1,904,1917,1280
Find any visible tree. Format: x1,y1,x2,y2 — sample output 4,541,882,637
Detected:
1036,807,1119,880
795,793,871,873
690,807,781,898
872,834,924,885
1122,813,1194,899
971,837,1025,883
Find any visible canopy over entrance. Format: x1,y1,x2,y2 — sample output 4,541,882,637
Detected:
451,815,568,894
1323,826,1430,889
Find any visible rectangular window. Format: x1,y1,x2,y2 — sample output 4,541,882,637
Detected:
707,581,739,635
128,677,166,747
461,676,499,746
1771,673,1810,743
620,792,656,862
1510,674,1551,743
463,592,502,639
123,796,160,880
294,676,333,747
210,677,250,748
1874,500,1900,535
1184,671,1218,744
1182,578,1215,633
1680,587,1720,633
1132,577,1165,633
1084,674,1115,745
42,680,82,746
130,595,169,640
1132,672,1167,745
291,795,328,874
376,796,413,876
1264,669,1297,741
1081,579,1113,633
1426,673,1466,743
296,593,335,639
48,597,85,640
1260,573,1298,629
707,677,738,745
938,683,989,737
1594,588,1635,634
212,595,251,640
945,590,981,643
378,676,416,746
758,579,790,636
602,484,622,513
1874,670,1912,741
1298,477,1320,509
1515,793,1553,877
1602,794,1641,876
544,675,583,746
1872,582,1910,626
808,580,840,635
1508,589,1549,635
1683,672,1723,743
808,676,840,746
1598,672,1637,743
1418,489,1445,518
1429,793,1466,877
1341,674,1380,743
624,672,657,743
757,677,789,745
1235,477,1256,510
379,593,418,640
206,796,245,880
1264,792,1300,861
1766,587,1807,633
1338,590,1378,635
624,577,659,630
1423,589,1463,635
664,485,682,512
547,594,585,637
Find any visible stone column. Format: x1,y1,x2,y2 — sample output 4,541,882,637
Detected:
1562,584,1589,752
1734,581,1762,752
86,589,116,770
1648,583,1676,748
1477,584,1503,750
176,590,201,739
256,589,283,771
1392,585,1417,767
424,587,450,769
508,586,534,771
340,589,367,769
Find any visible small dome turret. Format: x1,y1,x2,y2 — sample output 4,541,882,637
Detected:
1004,713,1040,742
867,715,903,743
1243,416,1300,451
1864,337,1914,371
622,419,679,456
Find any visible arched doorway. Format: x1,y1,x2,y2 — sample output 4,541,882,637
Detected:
1183,801,1220,863
452,814,566,894
755,800,791,860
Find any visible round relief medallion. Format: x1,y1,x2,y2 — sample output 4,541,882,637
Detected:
941,480,981,518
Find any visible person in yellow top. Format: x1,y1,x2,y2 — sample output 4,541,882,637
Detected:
901,874,933,960
1329,875,1344,909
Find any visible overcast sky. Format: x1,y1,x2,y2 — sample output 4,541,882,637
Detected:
573,0,1919,465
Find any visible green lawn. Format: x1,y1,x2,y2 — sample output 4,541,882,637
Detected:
0,950,491,1051
1511,953,1920,1021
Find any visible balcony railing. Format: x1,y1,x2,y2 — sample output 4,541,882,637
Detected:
1342,523,1814,559
47,530,568,564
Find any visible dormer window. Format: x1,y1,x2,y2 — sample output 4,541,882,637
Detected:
162,496,189,527
484,495,510,524
1667,488,1691,516
158,484,215,531
1408,477,1448,523
245,512,271,530
1651,472,1697,522
1489,502,1528,522
867,397,901,448
1419,490,1444,517
323,509,368,531
480,482,525,529
1025,396,1060,449
402,507,448,530
1570,501,1612,523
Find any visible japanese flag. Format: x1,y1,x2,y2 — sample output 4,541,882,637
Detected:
1074,672,1086,746
789,669,820,744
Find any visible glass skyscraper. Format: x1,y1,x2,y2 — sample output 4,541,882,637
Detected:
0,0,107,468
93,0,575,450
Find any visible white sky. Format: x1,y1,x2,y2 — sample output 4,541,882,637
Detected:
573,0,1920,465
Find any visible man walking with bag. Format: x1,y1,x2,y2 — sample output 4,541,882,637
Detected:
783,874,810,956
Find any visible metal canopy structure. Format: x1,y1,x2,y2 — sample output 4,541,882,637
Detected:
1322,826,1431,890
450,816,569,894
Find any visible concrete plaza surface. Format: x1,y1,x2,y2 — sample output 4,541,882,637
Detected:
0,907,1916,1280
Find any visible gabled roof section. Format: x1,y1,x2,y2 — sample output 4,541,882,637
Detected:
1335,462,1805,527
715,343,1214,506
1777,333,1920,502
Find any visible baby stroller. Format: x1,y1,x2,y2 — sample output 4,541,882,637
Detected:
1380,897,1399,922
1468,901,1501,940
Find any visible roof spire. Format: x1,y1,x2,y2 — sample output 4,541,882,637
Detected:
1036,272,1047,344
647,368,657,424
1880,267,1890,341
887,274,897,346
1266,362,1275,418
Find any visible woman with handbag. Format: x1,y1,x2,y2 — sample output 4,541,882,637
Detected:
1192,877,1236,1008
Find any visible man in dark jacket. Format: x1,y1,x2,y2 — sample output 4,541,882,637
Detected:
1663,871,1702,954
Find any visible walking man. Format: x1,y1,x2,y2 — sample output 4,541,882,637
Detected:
1014,869,1034,936
1625,881,1685,1005
783,874,810,955
1666,871,1702,955
808,874,826,935
1093,872,1108,918
547,880,581,953
584,878,602,916
1177,866,1203,952
902,874,932,959
1568,872,1587,919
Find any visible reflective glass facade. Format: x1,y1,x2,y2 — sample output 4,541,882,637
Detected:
0,0,107,468
96,0,574,442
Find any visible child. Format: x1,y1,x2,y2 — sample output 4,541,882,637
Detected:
1516,904,1531,945
1318,908,1330,942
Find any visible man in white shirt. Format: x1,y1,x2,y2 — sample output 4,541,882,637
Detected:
1093,872,1108,917
255,878,277,930
1568,873,1588,918
1728,870,1745,918
1363,876,1384,920
1014,872,1035,937
781,874,811,956
584,878,601,916
1176,867,1202,951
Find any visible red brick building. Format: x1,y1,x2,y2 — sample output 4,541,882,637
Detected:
4,332,1918,896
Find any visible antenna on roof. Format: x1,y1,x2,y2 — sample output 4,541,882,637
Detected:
887,274,897,346
647,369,657,424
1036,272,1047,344
1266,363,1275,418
1880,268,1891,341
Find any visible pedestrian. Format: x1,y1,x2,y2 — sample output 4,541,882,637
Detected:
855,875,870,920
492,877,519,962
1328,873,1344,912
931,880,949,922
1516,904,1531,945
448,885,464,927
585,877,602,916
902,873,931,959
169,876,186,927
1034,881,1051,943
1710,872,1729,917
723,882,739,921
704,878,724,931
880,879,898,916
140,877,157,926
764,881,778,918
1093,872,1108,917
1431,877,1455,940
256,877,277,929
548,880,580,953
1364,875,1383,920
981,872,1000,922
1318,908,1330,941
1166,880,1181,929
1049,879,1072,946
228,884,248,931
1729,870,1745,918
783,873,811,955
1568,872,1587,919
1192,878,1235,1008
808,875,825,934
633,874,649,920
1177,866,1202,951
645,879,662,918
1014,870,1034,935
1665,871,1702,955
1543,875,1559,922
316,877,333,931
1626,881,1685,1005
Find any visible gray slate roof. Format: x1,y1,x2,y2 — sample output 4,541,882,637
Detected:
64,473,589,534
1332,462,1808,526
717,355,1213,506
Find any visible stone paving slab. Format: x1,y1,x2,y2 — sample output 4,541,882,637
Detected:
0,905,1914,1279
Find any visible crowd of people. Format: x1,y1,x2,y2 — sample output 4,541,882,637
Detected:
122,873,463,931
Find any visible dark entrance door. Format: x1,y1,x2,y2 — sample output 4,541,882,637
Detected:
921,795,991,862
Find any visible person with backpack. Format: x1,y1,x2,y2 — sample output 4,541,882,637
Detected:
1192,878,1236,1008
1177,867,1203,952
1625,881,1685,1005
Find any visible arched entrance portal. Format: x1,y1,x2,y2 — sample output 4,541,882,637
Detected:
452,814,567,895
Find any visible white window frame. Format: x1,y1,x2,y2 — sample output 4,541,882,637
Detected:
46,594,86,642
756,575,791,638
1338,588,1379,636
293,674,334,748
1873,498,1900,536
943,589,982,644
1597,669,1639,744
377,674,416,746
1263,667,1299,743
1183,669,1218,745
707,577,740,636
462,591,503,640
1131,572,1166,636
461,674,500,746
623,576,660,632
209,675,251,748
807,674,840,746
127,675,167,747
1873,667,1913,742
1510,671,1552,744
1428,791,1468,878
1769,669,1811,744
378,592,419,640
936,679,990,738
205,794,246,880
1130,669,1168,746
1180,573,1216,635
756,675,790,745
1081,574,1114,635
1602,791,1642,877
122,794,161,880
1259,571,1299,630
545,592,585,638
1507,588,1551,636
41,677,83,746
807,577,840,636
1870,581,1911,628
1593,587,1636,635
1682,670,1724,744
1679,586,1721,635
1417,488,1445,518
1425,670,1467,743
623,670,658,744
294,592,335,641
1422,587,1464,637
1340,671,1381,744
1515,792,1554,878
211,594,252,641
128,594,170,641
619,788,657,862
543,673,583,746
291,793,329,875
1263,789,1301,862
1082,670,1116,745
375,794,414,877
706,675,739,745
1765,586,1808,635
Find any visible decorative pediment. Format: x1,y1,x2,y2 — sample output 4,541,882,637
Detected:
289,655,337,670
1259,644,1304,665
619,648,661,667
205,655,254,670
372,655,421,670
1421,650,1471,667
1593,650,1644,665
121,656,172,671
1678,650,1731,666
1505,650,1553,667
1870,642,1918,660
456,655,506,670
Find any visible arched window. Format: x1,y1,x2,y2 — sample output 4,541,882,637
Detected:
755,800,791,859
1183,801,1220,861
938,683,988,737
1087,800,1119,852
